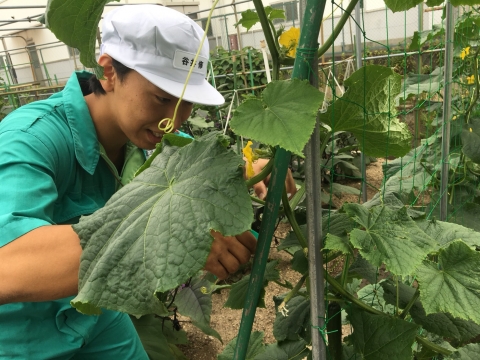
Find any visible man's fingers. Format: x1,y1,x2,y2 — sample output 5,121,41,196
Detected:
285,168,297,199
205,231,256,279
253,182,267,200
235,231,257,254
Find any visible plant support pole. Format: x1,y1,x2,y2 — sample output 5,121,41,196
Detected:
297,1,327,359
440,1,454,221
233,0,327,359
354,1,367,203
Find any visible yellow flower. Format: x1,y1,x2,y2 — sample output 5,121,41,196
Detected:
452,115,457,121
467,74,475,84
460,46,471,60
279,27,300,57
470,128,473,132
200,286,208,294
242,141,256,179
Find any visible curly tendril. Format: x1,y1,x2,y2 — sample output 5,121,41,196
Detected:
158,0,220,133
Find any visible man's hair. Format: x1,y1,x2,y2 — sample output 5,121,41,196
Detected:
88,58,132,95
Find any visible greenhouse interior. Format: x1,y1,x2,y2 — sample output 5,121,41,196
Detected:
1,0,480,359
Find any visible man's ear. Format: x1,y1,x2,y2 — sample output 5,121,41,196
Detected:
97,54,116,93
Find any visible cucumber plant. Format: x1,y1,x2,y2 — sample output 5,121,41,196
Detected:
43,0,480,359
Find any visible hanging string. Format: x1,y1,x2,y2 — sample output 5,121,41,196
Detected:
158,0,220,133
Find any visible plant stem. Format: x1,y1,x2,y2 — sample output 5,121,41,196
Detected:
319,130,332,158
282,274,308,305
273,280,294,289
250,196,266,206
251,0,279,70
282,188,308,249
289,184,305,209
340,254,350,287
327,302,343,360
325,273,384,316
465,46,480,122
399,288,420,320
325,274,452,356
317,0,360,58
416,335,452,356
246,157,274,188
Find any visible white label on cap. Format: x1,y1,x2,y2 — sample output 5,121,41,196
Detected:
173,49,208,76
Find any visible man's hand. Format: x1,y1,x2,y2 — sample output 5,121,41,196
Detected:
251,158,297,200
204,230,257,280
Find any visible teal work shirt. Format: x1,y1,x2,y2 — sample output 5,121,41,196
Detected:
0,71,148,359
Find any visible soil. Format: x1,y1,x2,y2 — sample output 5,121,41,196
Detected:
177,160,385,360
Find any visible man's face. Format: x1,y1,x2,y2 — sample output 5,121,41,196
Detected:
111,70,194,150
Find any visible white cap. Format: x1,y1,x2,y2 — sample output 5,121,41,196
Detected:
101,5,224,106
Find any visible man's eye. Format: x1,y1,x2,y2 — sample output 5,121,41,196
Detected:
156,96,171,103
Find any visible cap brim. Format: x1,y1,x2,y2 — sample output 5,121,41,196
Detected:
136,68,225,106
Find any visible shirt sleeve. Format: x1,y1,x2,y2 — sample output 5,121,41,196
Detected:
0,129,59,247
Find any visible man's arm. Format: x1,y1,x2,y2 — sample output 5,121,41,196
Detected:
0,225,82,305
0,226,256,305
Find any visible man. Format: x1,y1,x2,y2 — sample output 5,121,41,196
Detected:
0,5,273,359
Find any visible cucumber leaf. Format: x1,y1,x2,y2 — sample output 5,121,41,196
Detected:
417,240,480,325
348,306,418,359
44,0,116,78
319,65,411,158
342,203,437,276
174,276,221,342
230,79,324,157
71,132,252,316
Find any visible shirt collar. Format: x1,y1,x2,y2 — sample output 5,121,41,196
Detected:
62,71,100,175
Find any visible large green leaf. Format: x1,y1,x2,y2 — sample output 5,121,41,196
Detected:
218,331,265,360
448,344,480,359
45,0,114,78
291,249,309,274
417,241,480,325
415,218,480,250
319,65,411,158
384,0,423,12
234,7,285,31
224,260,280,309
343,203,437,276
452,0,480,5
409,26,445,52
357,281,395,314
398,67,444,101
253,340,309,360
174,276,221,342
230,79,324,157
273,295,311,342
234,9,261,31
348,307,419,359
348,254,379,284
324,233,354,255
381,280,480,342
71,133,252,316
